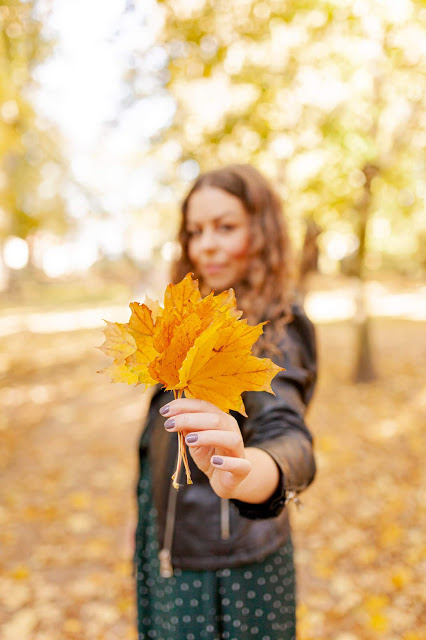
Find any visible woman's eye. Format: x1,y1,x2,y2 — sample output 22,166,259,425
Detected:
219,224,234,232
187,229,201,238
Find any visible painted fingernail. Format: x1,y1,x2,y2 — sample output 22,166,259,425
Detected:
186,434,198,444
164,418,175,430
159,404,170,415
212,456,223,465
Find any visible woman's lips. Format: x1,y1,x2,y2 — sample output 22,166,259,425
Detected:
203,264,225,274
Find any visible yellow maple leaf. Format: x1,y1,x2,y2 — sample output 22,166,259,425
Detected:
127,302,155,342
176,316,283,414
206,287,242,320
101,362,139,385
144,295,161,321
125,351,158,387
99,321,136,362
213,318,266,354
98,311,157,386
98,321,139,383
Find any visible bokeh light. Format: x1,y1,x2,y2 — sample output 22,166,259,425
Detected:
3,236,29,270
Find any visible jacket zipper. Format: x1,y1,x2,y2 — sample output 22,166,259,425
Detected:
158,462,180,578
221,498,230,540
159,467,231,577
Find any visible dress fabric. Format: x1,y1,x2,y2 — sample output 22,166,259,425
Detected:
135,460,296,640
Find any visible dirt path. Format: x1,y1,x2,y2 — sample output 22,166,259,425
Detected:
0,319,425,639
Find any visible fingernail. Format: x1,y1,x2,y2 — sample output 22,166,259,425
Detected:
186,434,198,444
159,404,170,415
164,418,175,430
212,456,223,465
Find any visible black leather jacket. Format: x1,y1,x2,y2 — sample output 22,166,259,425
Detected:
137,305,317,570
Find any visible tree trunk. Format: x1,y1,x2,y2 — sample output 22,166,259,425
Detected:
354,284,376,382
353,164,378,383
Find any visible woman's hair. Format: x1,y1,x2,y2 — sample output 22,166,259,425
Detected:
171,164,295,355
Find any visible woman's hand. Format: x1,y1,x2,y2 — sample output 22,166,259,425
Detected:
160,398,252,499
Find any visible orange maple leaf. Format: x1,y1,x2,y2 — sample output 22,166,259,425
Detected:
149,289,242,389
153,273,201,354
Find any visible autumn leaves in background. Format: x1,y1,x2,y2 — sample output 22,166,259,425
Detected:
99,273,283,487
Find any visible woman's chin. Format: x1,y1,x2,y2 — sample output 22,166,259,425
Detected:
203,275,233,292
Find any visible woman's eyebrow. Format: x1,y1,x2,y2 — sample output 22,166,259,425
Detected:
188,212,237,225
215,211,237,220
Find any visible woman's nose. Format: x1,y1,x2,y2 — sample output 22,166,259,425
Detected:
198,229,217,251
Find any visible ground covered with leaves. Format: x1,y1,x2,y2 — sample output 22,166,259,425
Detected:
0,317,424,640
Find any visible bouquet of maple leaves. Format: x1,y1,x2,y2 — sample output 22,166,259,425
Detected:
99,273,283,488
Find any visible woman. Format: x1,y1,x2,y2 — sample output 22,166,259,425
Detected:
135,164,317,640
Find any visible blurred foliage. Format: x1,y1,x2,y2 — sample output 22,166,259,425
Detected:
0,272,133,310
0,0,69,240
142,0,426,274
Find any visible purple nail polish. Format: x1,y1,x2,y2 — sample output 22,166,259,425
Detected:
186,434,198,444
212,456,223,465
159,404,170,415
164,418,175,430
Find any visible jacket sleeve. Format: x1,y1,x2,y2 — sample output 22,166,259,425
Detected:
231,306,317,519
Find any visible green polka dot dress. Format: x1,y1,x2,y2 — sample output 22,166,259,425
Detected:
135,461,296,640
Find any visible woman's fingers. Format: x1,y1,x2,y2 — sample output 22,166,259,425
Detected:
184,429,242,452
210,455,252,477
160,397,224,417
164,411,232,433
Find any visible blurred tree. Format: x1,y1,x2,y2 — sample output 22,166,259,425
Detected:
299,219,321,302
128,0,425,381
0,0,69,246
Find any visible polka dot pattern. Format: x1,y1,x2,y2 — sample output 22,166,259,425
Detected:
135,462,296,640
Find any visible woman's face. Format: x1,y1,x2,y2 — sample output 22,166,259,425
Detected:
186,186,251,291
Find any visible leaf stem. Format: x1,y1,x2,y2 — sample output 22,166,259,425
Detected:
178,389,193,485
171,435,182,489
171,390,192,488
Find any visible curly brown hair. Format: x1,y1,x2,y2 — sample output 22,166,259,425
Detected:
171,164,296,355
